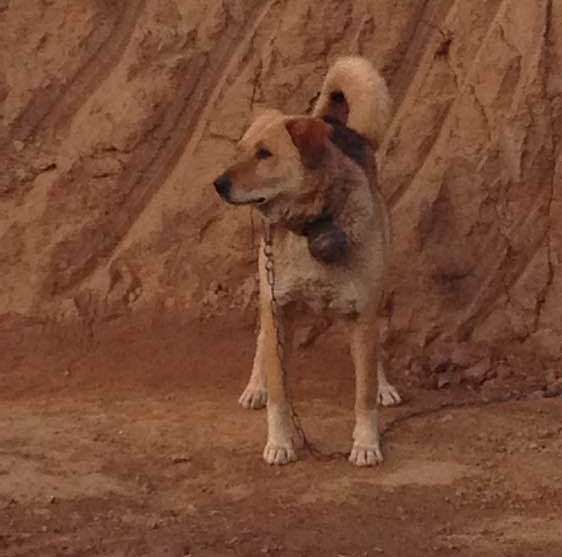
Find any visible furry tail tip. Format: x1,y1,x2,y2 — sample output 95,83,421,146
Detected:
312,56,392,145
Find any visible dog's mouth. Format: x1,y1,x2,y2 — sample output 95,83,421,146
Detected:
227,196,268,206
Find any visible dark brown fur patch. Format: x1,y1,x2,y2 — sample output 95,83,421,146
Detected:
303,217,348,264
322,116,373,171
323,91,350,125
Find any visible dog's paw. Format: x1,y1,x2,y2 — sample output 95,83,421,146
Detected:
349,442,383,467
263,442,297,465
378,383,402,407
238,384,267,409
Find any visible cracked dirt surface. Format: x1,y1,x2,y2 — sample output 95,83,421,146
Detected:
1,321,561,557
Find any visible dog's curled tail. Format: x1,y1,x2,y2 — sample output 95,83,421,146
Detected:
313,56,392,145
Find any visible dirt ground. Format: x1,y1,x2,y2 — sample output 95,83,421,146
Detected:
1,320,561,557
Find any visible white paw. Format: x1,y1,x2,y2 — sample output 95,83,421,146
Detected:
378,382,402,407
238,385,267,409
349,442,383,466
263,442,297,465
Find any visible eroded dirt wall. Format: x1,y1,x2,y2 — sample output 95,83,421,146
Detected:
1,0,560,369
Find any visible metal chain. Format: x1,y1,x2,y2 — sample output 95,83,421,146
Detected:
262,222,348,460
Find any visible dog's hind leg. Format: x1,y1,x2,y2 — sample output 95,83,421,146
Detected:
377,357,401,407
348,314,383,466
239,325,268,410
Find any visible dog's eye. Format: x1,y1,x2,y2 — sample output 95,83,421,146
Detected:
256,147,272,160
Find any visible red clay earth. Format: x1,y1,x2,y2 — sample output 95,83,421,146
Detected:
1,318,561,557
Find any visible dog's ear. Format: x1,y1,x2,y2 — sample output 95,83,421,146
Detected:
286,117,332,168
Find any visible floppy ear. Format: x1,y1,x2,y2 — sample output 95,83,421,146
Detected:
286,117,332,168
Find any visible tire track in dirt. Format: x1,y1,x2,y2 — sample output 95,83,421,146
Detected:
455,188,553,340
11,0,145,142
386,0,507,210
386,0,450,104
455,0,556,338
380,0,555,342
180,0,280,160
43,0,278,296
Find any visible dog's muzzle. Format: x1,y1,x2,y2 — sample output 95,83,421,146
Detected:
213,173,232,201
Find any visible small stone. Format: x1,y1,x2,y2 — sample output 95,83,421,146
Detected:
410,359,426,377
545,376,562,397
462,357,492,385
13,140,25,152
528,390,546,400
34,158,56,172
15,168,31,181
496,363,512,379
427,341,452,374
172,455,191,464
437,373,451,389
87,156,122,178
452,342,490,367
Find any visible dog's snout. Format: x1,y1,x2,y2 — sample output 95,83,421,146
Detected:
213,173,231,199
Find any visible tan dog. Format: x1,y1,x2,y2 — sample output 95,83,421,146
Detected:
214,57,400,466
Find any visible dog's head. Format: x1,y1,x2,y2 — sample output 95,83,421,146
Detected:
213,111,333,222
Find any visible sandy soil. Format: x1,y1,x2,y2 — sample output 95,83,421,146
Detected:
1,321,561,557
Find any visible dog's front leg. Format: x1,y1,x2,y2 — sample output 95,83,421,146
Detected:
261,301,303,465
253,242,300,465
348,314,383,466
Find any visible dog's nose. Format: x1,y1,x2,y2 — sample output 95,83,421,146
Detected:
213,173,231,199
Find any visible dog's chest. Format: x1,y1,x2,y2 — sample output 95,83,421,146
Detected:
271,234,367,316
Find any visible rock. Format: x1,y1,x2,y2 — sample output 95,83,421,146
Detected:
436,373,451,389
496,363,512,380
429,349,452,374
436,370,460,389
461,357,492,385
545,369,562,396
528,390,546,400
452,343,491,368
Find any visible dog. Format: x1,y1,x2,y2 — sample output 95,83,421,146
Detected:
213,56,400,466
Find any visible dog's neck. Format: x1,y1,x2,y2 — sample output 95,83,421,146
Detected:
260,145,356,236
